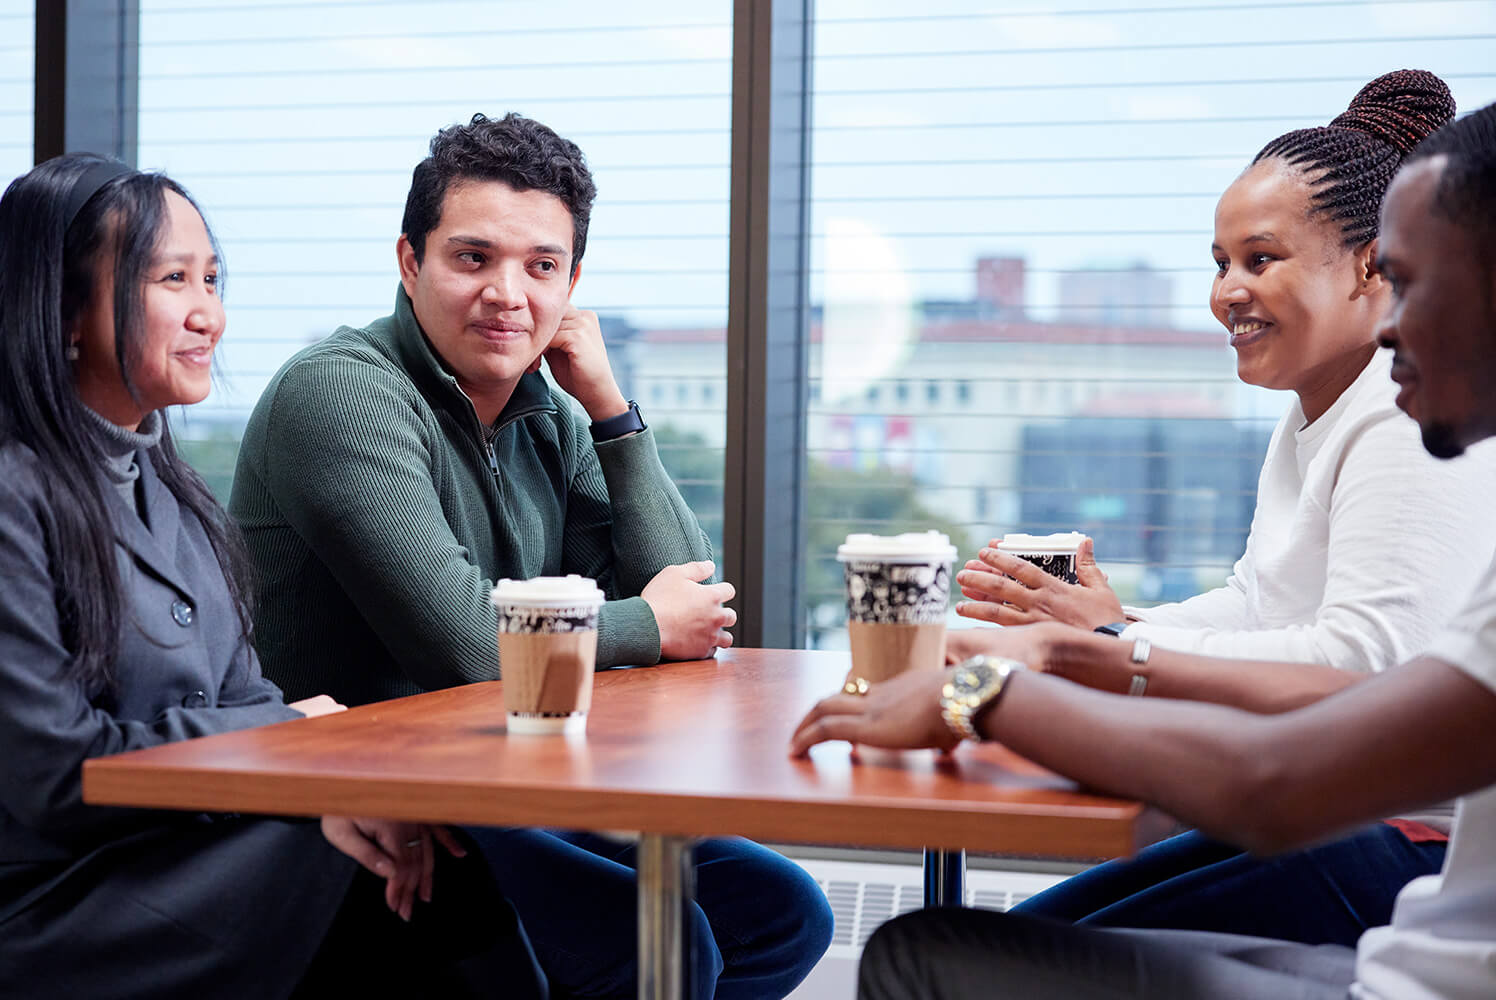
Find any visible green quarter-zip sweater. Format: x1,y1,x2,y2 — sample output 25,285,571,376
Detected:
229,289,712,706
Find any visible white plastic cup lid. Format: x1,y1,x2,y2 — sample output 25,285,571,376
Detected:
836,531,957,564
996,531,1086,554
490,575,605,609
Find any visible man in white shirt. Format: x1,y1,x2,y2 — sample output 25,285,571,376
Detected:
791,100,1496,999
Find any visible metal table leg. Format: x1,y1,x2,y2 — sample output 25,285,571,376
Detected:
638,833,696,1000
923,847,966,908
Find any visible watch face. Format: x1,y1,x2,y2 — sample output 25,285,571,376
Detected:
953,657,997,694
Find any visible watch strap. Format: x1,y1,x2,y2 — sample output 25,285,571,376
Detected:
589,400,647,442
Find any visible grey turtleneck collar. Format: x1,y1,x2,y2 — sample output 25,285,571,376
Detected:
83,408,163,514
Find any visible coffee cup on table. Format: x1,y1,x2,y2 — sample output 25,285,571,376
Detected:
995,531,1087,584
490,575,605,735
838,531,958,687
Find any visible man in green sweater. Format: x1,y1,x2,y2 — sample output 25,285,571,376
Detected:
230,113,831,999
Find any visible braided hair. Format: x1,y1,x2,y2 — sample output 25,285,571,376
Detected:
1253,69,1455,249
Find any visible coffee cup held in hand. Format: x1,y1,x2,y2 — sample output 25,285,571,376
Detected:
838,531,958,686
995,531,1086,584
491,575,605,735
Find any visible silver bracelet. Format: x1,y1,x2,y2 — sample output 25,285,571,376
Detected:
1127,637,1151,696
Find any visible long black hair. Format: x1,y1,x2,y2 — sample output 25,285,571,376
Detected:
0,154,253,694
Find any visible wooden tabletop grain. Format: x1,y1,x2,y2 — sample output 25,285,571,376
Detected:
83,648,1156,858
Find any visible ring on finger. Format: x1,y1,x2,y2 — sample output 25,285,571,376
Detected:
842,677,870,696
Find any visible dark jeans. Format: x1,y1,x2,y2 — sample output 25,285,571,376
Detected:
295,835,548,999
859,908,1357,1000
1013,823,1446,945
466,827,833,1000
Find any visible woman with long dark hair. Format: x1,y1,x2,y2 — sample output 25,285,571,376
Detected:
0,155,541,998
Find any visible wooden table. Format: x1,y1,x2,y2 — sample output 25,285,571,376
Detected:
84,649,1155,999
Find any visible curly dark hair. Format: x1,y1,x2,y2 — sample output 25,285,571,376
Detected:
1252,69,1455,249
400,112,597,277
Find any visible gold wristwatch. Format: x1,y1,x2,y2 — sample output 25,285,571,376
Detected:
939,655,1025,742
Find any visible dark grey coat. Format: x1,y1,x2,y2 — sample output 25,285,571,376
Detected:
0,440,356,998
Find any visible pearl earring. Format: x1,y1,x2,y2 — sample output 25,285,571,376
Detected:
66,343,79,361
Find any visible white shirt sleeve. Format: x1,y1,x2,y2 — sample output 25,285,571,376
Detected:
1125,559,1252,631
1125,422,1496,671
1427,556,1496,694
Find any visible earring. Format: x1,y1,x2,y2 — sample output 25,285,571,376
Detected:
66,343,79,361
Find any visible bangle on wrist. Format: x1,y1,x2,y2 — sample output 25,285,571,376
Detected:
1127,637,1151,696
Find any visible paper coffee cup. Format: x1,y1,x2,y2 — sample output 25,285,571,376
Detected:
491,575,605,735
837,531,958,685
996,531,1086,584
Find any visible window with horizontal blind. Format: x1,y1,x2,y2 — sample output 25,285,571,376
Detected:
802,0,1496,647
135,0,732,554
0,1,32,182
14,2,1496,650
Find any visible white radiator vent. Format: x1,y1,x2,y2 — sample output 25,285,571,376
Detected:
781,856,1077,999
794,857,1071,958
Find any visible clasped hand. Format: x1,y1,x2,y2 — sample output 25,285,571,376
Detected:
320,817,469,922
293,698,465,922
643,560,737,660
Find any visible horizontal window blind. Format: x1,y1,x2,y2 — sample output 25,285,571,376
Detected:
803,0,1496,647
18,2,1496,649
136,0,732,553
0,2,32,184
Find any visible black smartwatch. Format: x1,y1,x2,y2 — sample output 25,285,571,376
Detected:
589,400,647,443
1094,621,1130,636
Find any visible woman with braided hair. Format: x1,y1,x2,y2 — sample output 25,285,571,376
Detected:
940,70,1496,946
795,97,1496,1000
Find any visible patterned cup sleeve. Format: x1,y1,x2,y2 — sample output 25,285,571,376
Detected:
1013,552,1078,585
843,560,952,625
497,604,601,634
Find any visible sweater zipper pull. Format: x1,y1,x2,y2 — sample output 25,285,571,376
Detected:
487,441,500,477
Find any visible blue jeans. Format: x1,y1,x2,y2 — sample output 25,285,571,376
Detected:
466,827,833,1000
1013,823,1446,946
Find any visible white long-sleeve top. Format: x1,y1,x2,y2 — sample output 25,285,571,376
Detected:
1123,348,1496,673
